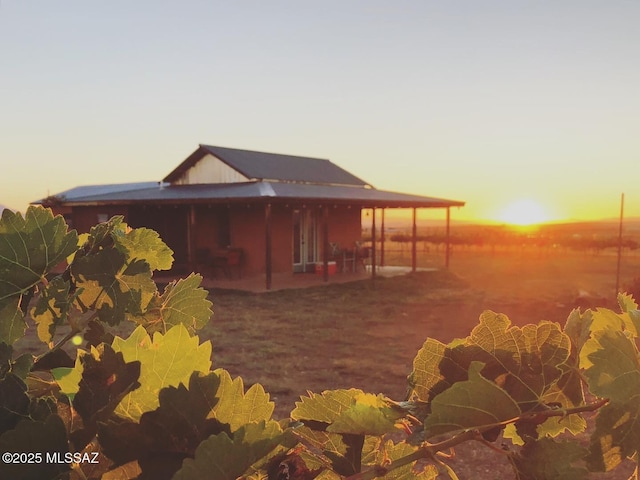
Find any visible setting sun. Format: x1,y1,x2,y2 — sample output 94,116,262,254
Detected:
498,199,550,226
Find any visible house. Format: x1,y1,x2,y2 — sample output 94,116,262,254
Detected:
36,145,465,289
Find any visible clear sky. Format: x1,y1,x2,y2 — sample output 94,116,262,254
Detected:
1,1,638,223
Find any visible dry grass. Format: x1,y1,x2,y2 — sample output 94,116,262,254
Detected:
199,248,640,419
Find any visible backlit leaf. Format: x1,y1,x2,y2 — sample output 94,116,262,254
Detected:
72,249,156,325
112,324,212,420
114,226,174,271
407,337,468,403
424,361,520,437
582,328,640,471
618,292,638,312
30,277,76,343
211,369,274,432
130,273,213,335
0,206,78,301
292,389,403,436
363,440,438,479
99,372,228,480
172,420,283,480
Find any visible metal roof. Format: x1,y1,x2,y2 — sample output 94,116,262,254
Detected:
163,145,370,187
38,180,464,209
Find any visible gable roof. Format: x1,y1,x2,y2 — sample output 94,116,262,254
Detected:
163,145,370,187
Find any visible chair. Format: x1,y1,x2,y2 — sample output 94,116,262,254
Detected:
354,241,371,272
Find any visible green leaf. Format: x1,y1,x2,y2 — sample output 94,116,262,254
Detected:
581,329,640,401
172,420,283,480
292,388,403,436
363,440,439,479
52,352,85,401
30,277,76,343
423,361,521,437
98,372,229,480
0,414,70,480
130,273,213,335
407,337,468,403
510,437,587,480
564,308,593,356
0,373,30,433
114,226,174,271
73,343,141,426
581,328,640,471
112,324,212,420
465,312,570,410
293,427,363,476
0,206,78,301
210,369,274,432
72,248,157,325
0,298,25,345
618,292,638,312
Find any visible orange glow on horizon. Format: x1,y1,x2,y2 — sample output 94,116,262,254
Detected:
496,199,552,226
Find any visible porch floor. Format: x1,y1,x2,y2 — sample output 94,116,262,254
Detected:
155,266,437,293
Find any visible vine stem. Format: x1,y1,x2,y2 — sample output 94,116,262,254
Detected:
345,398,609,480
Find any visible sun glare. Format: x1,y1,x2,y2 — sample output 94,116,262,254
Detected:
498,199,550,226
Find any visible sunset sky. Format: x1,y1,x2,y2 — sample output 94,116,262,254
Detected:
1,1,638,224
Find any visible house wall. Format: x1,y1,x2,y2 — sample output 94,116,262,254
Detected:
173,154,249,185
68,202,363,278
325,206,362,255
70,206,130,234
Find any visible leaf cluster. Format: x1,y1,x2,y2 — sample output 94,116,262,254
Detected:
1,206,639,479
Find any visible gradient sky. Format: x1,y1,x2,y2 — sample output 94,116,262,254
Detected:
1,1,638,223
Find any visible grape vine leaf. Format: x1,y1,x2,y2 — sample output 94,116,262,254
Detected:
407,337,466,404
73,343,141,426
52,351,85,401
129,273,213,335
210,369,274,432
72,248,157,325
0,298,25,345
409,312,573,415
0,206,78,301
0,373,30,433
30,277,76,343
464,312,571,411
99,372,229,480
172,420,284,480
291,389,403,436
113,226,174,271
293,427,364,476
509,437,587,480
0,414,70,480
362,440,438,479
618,292,638,312
112,324,212,420
423,361,520,437
581,328,640,471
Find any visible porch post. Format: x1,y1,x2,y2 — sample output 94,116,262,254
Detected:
371,207,377,279
265,203,272,290
412,207,417,272
187,205,196,272
445,207,451,269
380,209,385,267
322,205,329,282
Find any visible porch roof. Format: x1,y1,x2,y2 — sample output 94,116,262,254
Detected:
37,180,464,209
